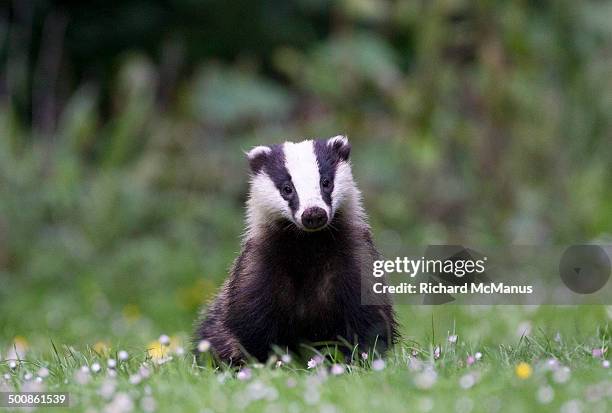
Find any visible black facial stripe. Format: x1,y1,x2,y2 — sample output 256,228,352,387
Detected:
262,144,300,214
314,139,340,206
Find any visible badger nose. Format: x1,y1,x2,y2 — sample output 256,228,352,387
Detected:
301,207,328,230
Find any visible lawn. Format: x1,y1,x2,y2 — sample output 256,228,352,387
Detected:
1,306,610,412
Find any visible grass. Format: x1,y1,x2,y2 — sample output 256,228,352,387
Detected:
1,306,611,412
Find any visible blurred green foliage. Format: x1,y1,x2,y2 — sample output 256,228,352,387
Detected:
1,1,612,345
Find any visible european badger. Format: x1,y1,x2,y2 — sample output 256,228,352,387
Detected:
194,136,398,363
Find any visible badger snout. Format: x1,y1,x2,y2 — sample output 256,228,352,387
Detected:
301,207,328,230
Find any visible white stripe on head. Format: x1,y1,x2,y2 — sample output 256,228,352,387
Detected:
246,172,292,238
283,140,329,220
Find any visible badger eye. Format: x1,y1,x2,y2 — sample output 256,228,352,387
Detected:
282,184,293,195
321,178,331,188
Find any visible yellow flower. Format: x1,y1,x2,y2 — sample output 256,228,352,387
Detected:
93,341,110,354
9,336,29,358
147,341,167,360
515,362,533,379
13,336,29,352
148,336,182,360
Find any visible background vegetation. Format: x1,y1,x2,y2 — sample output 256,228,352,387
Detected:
1,1,611,412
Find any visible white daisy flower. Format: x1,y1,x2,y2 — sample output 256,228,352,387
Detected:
197,340,211,353
158,334,170,346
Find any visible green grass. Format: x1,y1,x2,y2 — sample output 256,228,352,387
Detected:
1,306,611,413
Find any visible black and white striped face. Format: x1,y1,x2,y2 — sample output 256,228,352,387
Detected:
246,136,355,233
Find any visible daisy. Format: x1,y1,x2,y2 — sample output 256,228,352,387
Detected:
158,334,170,346
237,368,252,381
197,340,211,353
330,364,345,375
466,355,475,366
372,359,385,371
515,362,532,380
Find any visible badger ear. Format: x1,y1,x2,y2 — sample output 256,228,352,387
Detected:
246,146,271,173
327,135,351,161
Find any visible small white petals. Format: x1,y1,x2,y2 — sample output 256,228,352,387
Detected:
106,392,134,413
433,346,441,360
197,340,211,353
237,368,252,381
281,354,292,364
448,335,458,344
361,352,368,360
474,352,482,360
415,368,438,389
306,355,324,369
91,363,101,373
553,366,571,383
99,378,117,399
459,373,476,389
23,372,33,381
560,400,582,413
546,358,559,370
516,321,532,337
602,360,610,368
155,356,172,365
8,361,17,370
74,369,90,385
330,364,345,375
139,365,151,378
408,357,423,371
37,367,49,378
158,334,170,346
118,350,129,361
141,396,156,413
537,386,554,404
129,374,142,385
372,359,385,371
107,359,117,369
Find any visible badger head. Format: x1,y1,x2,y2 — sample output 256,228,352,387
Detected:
245,136,363,236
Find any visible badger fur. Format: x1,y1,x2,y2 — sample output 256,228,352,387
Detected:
194,136,398,363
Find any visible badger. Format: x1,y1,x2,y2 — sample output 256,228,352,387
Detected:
194,135,398,363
